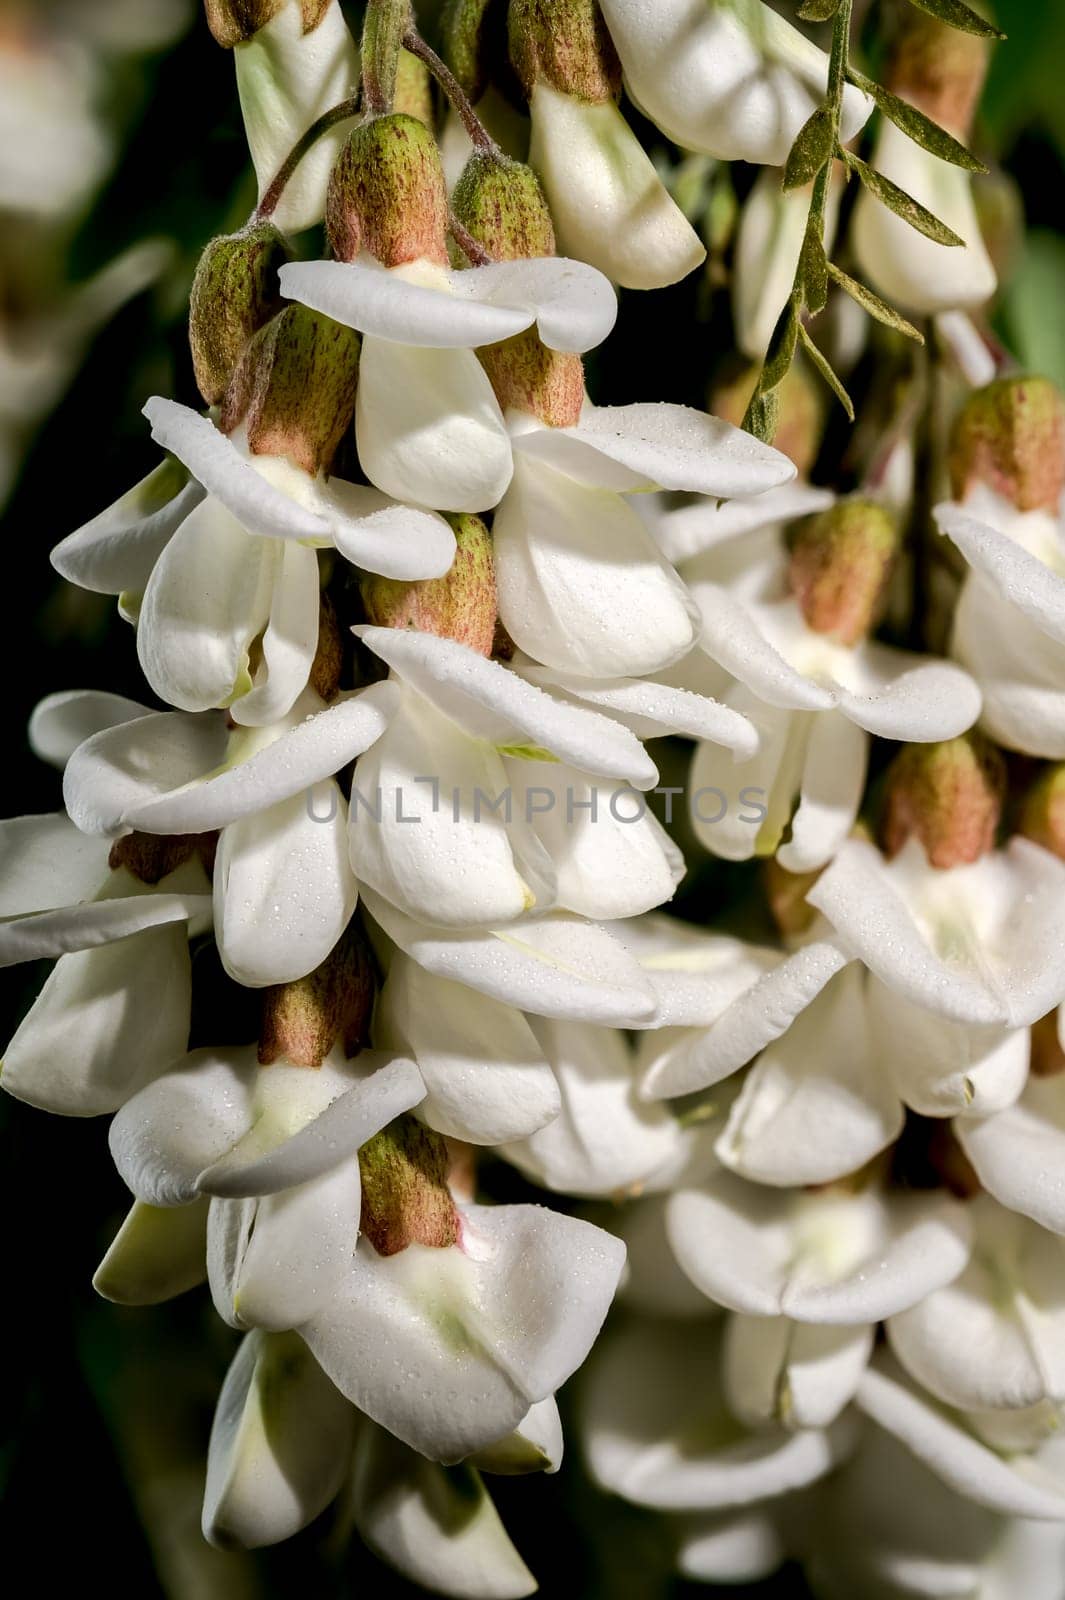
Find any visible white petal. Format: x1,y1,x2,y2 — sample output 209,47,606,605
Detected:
355,625,657,787
452,255,616,353
937,502,1065,645
493,454,698,677
362,888,658,1025
529,85,705,290
957,1074,1065,1235
142,398,331,541
514,402,795,497
715,965,904,1186
613,1195,715,1319
693,585,835,711
0,891,209,966
651,482,833,566
50,458,204,595
517,662,758,756
867,981,1029,1118
215,787,357,987
230,538,320,726
688,694,809,864
724,1313,873,1431
2,925,191,1115
677,1508,788,1587
0,813,110,917
351,1423,536,1599
954,570,1065,757
137,495,276,712
376,956,560,1144
668,1175,972,1323
279,259,534,348
468,1399,564,1476
303,1202,625,1461
355,335,513,513
28,688,152,770
321,479,456,579
837,644,983,741
93,1198,208,1305
203,1330,355,1548
777,708,868,873
856,1356,1065,1520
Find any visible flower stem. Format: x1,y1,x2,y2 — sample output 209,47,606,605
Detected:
402,27,501,158
363,0,412,115
255,93,361,221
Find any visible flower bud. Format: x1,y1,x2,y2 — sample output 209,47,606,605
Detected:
1018,763,1065,859
393,47,434,125
258,924,375,1069
326,113,449,267
220,303,360,475
508,0,620,103
949,377,1065,513
188,222,288,406
711,360,823,478
358,1116,460,1255
205,0,284,48
789,500,899,646
442,0,499,103
882,735,1006,869
889,11,990,141
361,513,497,655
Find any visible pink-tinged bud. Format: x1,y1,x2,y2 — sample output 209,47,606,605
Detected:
889,12,991,140
509,0,620,103
188,222,288,406
310,592,345,701
361,513,497,655
258,924,375,1069
711,360,824,479
358,1117,460,1256
220,303,360,475
204,0,333,48
883,735,1005,870
763,859,822,941
950,377,1065,513
109,832,217,885
789,500,899,647
326,113,449,267
1018,763,1065,860
393,47,434,125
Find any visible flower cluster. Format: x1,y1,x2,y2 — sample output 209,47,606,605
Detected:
7,0,1065,1595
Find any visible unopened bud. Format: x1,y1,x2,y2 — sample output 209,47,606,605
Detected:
1018,764,1065,859
258,924,375,1069
883,735,1005,870
361,513,497,655
789,500,899,646
310,592,345,701
188,222,288,406
950,377,1065,513
889,12,990,140
204,0,333,48
711,360,824,479
358,1116,460,1256
220,303,360,475
509,0,620,103
393,47,434,124
109,832,216,884
443,0,499,102
763,859,822,941
326,113,449,267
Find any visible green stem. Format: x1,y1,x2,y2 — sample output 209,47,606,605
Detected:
254,92,361,221
402,27,501,157
362,0,412,115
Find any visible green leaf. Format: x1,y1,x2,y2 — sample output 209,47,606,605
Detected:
798,0,842,23
801,229,830,315
905,0,1005,40
761,302,800,390
742,389,781,444
825,260,925,342
841,149,966,246
797,323,855,420
783,105,835,191
848,67,987,172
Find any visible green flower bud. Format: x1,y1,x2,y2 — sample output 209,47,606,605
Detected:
393,46,434,125
204,0,333,49
882,735,1005,870
188,221,288,406
221,303,360,476
358,1117,460,1256
258,924,376,1069
789,500,899,647
950,376,1065,513
326,113,449,266
509,0,620,103
361,513,498,655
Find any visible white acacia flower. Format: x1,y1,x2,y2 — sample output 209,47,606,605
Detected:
733,167,841,361
62,681,397,985
492,403,796,679
598,0,871,166
582,1312,856,1513
527,82,706,291
955,1065,1065,1236
233,0,360,234
109,1044,425,1331
347,623,676,930
0,23,110,217
52,398,456,723
667,511,979,869
667,1171,973,1430
852,122,997,315
937,496,1065,757
279,254,616,513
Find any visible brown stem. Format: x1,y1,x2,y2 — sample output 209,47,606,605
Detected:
402,27,500,157
449,213,494,266
255,92,361,222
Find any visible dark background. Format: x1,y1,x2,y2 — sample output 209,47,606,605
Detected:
1,1,1063,1593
